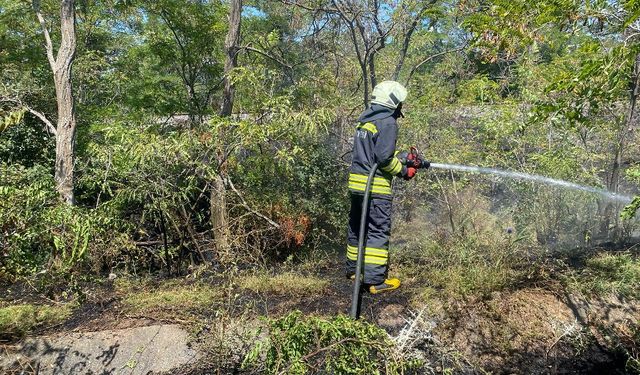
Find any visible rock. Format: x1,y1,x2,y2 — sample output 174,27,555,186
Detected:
1,324,198,374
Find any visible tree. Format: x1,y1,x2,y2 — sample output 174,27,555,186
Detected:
209,0,243,260
33,0,78,204
220,0,242,117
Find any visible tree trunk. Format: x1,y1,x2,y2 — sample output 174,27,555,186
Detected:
361,62,369,108
211,0,242,261
34,0,77,205
368,54,377,93
54,64,77,204
219,0,242,117
210,174,231,261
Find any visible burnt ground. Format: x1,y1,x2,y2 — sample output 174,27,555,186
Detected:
1,255,639,374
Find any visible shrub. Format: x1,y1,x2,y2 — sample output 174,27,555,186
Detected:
0,162,133,288
242,311,419,374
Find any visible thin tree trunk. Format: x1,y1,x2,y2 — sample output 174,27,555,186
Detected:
210,174,231,260
159,210,170,276
211,0,242,261
361,61,369,108
220,0,242,117
368,53,377,92
34,0,77,205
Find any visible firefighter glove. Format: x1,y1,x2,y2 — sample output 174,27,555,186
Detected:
402,165,417,180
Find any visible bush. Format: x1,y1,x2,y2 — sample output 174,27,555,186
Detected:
243,311,419,374
2,103,346,287
0,163,58,280
0,162,133,288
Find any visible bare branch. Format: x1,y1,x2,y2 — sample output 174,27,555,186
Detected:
393,2,439,80
1,97,57,135
32,0,56,68
241,45,294,70
226,176,280,229
279,0,338,13
25,105,57,135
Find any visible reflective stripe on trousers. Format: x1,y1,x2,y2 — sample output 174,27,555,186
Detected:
345,194,392,285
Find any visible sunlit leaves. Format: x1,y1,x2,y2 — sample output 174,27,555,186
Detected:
462,0,578,63
535,44,633,129
0,107,25,133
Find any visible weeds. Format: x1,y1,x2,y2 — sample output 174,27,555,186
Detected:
395,234,526,300
242,311,420,374
567,252,640,299
0,303,73,340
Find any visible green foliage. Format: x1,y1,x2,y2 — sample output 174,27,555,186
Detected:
622,167,640,220
457,76,501,103
116,0,226,117
0,163,58,279
0,163,132,285
568,252,640,299
622,196,640,220
0,303,73,340
538,44,633,129
243,311,418,374
461,0,577,63
0,107,25,133
0,114,54,166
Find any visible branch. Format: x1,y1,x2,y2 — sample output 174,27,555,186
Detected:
279,0,338,13
393,2,438,80
32,0,56,68
241,45,293,70
405,45,467,87
25,105,57,135
226,176,280,229
1,97,57,135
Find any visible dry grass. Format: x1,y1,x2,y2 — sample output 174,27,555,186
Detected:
238,272,328,296
118,278,223,316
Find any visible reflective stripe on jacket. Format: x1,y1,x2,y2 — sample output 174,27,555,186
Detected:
348,104,404,199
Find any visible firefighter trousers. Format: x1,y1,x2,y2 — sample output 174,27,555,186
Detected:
345,193,392,285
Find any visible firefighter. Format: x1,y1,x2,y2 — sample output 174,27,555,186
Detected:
346,80,427,294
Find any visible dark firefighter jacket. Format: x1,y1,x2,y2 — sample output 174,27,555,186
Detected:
348,104,405,199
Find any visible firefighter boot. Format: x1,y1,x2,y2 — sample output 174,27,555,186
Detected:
369,278,401,294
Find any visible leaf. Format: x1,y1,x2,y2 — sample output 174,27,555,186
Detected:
0,108,26,133
621,196,640,220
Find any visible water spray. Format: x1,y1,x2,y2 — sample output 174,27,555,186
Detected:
429,163,633,203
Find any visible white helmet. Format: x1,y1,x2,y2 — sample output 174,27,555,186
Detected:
370,81,407,109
